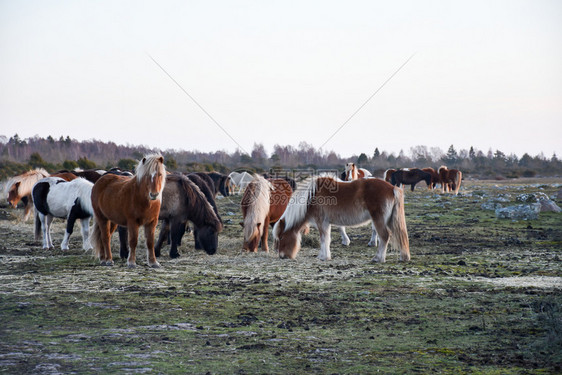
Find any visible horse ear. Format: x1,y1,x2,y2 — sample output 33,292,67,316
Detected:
15,181,21,189
257,223,261,229
159,156,164,164
142,157,146,164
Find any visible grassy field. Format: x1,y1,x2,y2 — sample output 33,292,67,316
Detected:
1,178,561,374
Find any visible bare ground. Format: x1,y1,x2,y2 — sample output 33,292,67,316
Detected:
1,178,561,374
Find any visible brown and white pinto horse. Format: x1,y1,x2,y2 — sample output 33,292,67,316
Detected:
438,166,462,195
90,154,166,268
343,163,372,181
241,176,293,252
273,176,410,262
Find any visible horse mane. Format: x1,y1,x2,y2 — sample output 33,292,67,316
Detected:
438,165,448,173
242,175,272,240
5,168,50,195
135,154,165,183
135,154,166,198
279,176,321,231
174,174,222,231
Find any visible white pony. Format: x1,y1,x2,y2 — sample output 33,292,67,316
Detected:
228,171,254,194
32,177,94,250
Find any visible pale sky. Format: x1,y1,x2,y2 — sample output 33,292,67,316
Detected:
1,0,561,158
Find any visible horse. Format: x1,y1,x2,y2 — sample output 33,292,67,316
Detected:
5,168,50,221
421,167,440,189
383,168,396,183
438,166,463,195
273,176,410,262
206,172,233,197
152,173,223,258
228,171,254,194
71,168,107,183
90,154,166,268
342,163,372,181
32,177,94,250
390,168,432,191
241,176,293,252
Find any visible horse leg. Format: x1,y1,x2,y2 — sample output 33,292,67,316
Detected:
80,217,93,251
371,217,390,263
61,211,77,250
22,196,33,222
367,222,379,247
126,224,139,268
118,226,129,260
169,220,186,259
155,220,170,257
98,219,114,266
144,221,161,268
193,226,202,250
38,213,49,249
339,226,350,246
317,221,332,261
411,183,416,192
262,216,271,252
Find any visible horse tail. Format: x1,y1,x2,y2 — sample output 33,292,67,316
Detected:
34,213,41,241
90,220,102,259
389,187,410,261
454,170,462,195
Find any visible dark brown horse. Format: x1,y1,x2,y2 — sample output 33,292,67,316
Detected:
390,169,432,191
90,154,166,268
206,172,233,197
154,173,223,258
241,176,293,252
421,167,440,189
383,168,396,183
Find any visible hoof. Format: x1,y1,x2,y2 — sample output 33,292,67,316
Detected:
149,262,161,268
370,257,384,263
100,260,114,266
169,252,180,259
127,262,137,269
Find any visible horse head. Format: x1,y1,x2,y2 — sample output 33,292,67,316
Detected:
273,219,301,259
7,182,21,207
195,225,219,255
138,155,166,201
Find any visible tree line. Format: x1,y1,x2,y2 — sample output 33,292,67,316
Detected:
1,134,560,181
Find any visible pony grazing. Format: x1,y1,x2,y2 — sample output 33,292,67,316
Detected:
343,163,372,181
241,176,293,252
32,177,94,250
438,166,463,195
6,168,50,221
90,154,166,268
273,176,410,262
390,168,432,191
154,173,223,258
206,172,233,197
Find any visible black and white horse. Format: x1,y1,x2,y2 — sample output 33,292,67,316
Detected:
32,177,94,250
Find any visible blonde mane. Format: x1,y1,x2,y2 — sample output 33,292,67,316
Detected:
278,176,322,232
242,176,272,241
5,168,49,196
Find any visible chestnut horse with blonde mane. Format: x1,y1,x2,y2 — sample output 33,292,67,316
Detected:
241,176,293,252
90,154,166,268
273,176,410,262
438,166,462,195
6,169,77,221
